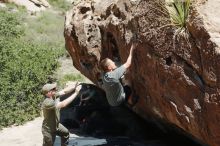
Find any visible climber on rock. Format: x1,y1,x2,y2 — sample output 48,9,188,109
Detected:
99,42,139,107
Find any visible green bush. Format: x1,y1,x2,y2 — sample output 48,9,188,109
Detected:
0,9,63,128
48,0,72,11
0,10,24,38
23,11,66,57
58,74,85,87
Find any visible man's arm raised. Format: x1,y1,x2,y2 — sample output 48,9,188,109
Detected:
123,43,137,69
56,85,82,109
57,82,79,97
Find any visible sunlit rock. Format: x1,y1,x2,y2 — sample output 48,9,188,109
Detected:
64,0,220,146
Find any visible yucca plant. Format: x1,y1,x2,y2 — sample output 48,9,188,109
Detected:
168,0,191,33
143,0,192,49
147,0,191,32
165,0,191,50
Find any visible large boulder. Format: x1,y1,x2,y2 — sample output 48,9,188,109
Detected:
64,0,220,146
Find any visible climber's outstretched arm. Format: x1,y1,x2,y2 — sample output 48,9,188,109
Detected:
123,43,137,69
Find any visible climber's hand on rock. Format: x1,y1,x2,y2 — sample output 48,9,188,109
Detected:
131,42,138,50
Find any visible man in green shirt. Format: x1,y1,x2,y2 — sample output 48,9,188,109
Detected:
41,82,81,146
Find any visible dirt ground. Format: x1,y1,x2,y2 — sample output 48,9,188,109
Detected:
0,117,43,146
0,117,107,146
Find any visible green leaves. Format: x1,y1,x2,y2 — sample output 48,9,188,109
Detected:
169,0,191,29
48,0,71,11
0,9,63,129
58,74,85,87
0,10,24,38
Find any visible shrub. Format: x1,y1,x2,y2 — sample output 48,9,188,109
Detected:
23,10,65,51
48,0,71,11
0,41,60,126
0,9,24,38
0,9,63,128
58,74,85,87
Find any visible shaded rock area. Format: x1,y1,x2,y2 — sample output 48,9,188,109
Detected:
64,0,220,146
0,0,50,12
61,82,205,146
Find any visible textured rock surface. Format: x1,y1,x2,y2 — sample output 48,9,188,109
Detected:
197,0,220,49
64,0,220,146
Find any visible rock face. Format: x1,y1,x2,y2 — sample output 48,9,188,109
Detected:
64,0,220,146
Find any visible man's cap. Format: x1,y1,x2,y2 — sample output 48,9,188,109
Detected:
42,83,57,94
